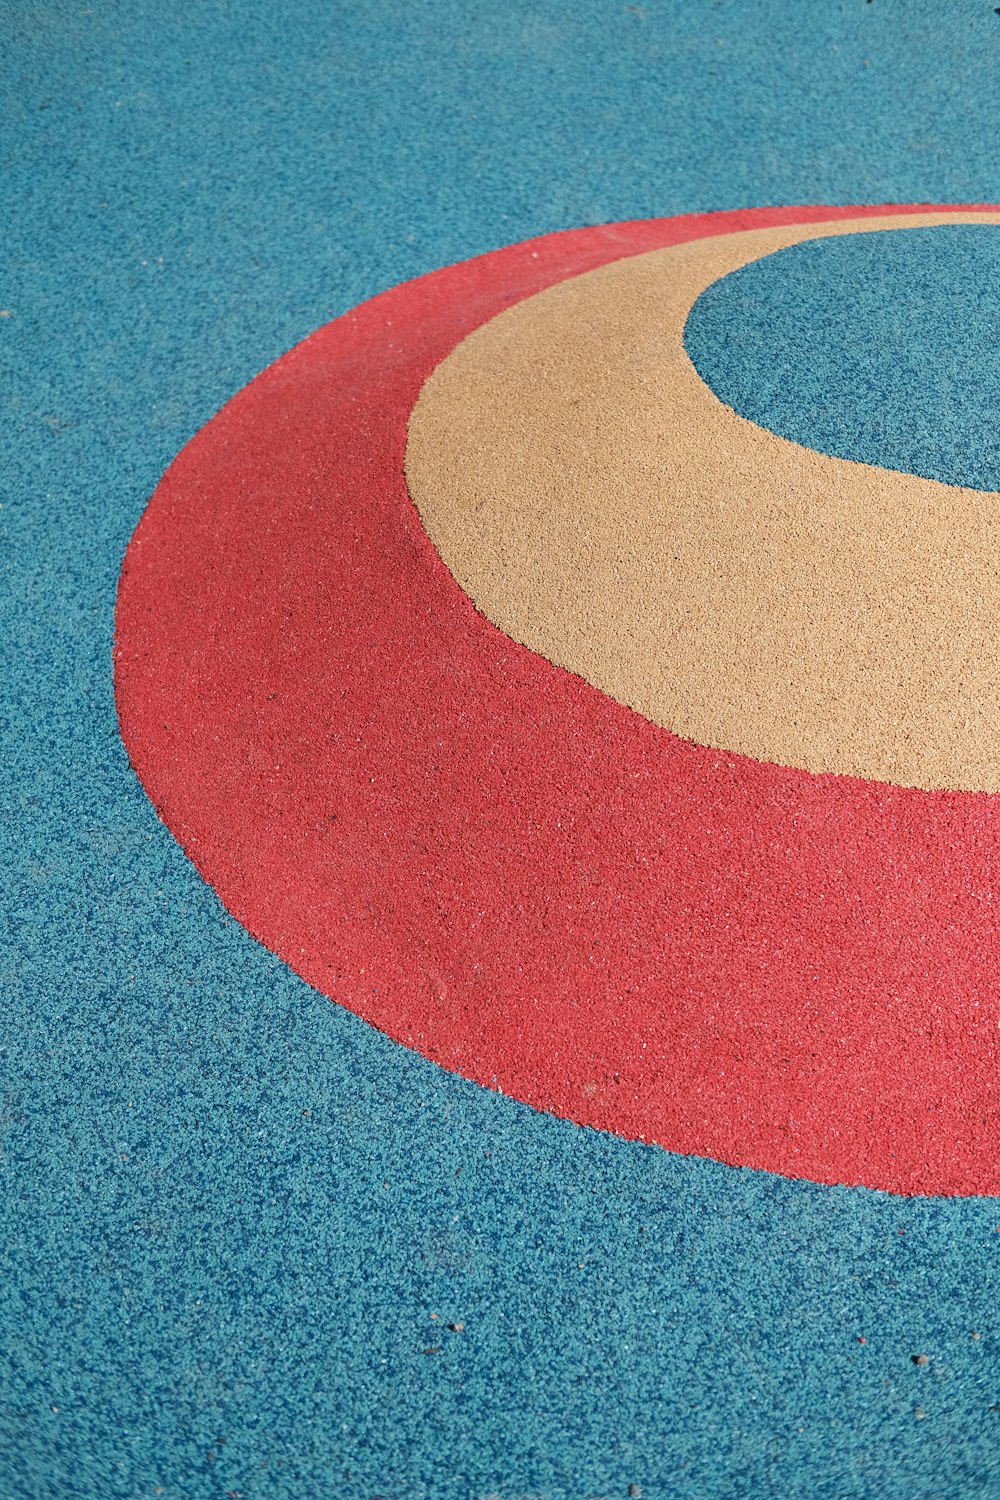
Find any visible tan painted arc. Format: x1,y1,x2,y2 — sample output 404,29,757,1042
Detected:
405,213,1000,791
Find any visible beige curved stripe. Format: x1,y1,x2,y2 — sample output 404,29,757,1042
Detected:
405,213,1000,790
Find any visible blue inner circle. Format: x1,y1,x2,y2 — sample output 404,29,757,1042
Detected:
684,223,1000,493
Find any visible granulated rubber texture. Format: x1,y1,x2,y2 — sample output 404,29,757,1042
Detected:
116,205,1000,1197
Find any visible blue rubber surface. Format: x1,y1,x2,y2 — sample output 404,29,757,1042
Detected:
685,223,1000,492
4,3,1000,1497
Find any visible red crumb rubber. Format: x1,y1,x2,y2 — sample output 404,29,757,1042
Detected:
115,205,1000,1196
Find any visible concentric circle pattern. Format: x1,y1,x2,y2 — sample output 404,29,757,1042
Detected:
115,205,1000,1197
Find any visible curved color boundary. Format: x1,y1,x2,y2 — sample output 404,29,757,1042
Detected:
406,212,1000,791
115,205,1000,1197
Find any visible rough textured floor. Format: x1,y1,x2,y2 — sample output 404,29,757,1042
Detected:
4,3,1000,1498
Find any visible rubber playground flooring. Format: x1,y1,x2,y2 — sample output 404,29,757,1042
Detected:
5,4,1000,1498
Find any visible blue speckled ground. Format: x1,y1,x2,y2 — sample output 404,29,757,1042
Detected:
686,223,1000,491
3,3,1000,1497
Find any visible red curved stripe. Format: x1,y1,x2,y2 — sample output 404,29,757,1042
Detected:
115,204,1000,1195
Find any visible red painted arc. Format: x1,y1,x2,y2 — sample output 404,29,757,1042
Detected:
115,204,1000,1196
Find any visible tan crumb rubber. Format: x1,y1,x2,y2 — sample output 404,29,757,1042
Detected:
404,212,1000,792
